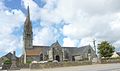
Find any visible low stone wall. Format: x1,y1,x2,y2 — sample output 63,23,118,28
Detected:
2,64,11,70
30,61,92,69
101,59,120,64
19,64,29,68
101,58,120,64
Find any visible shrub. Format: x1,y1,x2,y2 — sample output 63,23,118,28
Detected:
4,59,12,64
26,60,32,64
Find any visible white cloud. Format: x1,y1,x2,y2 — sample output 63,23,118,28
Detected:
0,0,6,10
21,0,120,51
54,0,120,49
22,0,41,21
63,37,79,47
40,9,62,25
22,0,37,9
0,35,19,52
21,0,62,46
113,41,120,51
0,10,25,34
79,37,94,46
74,0,120,14
0,1,25,55
33,26,60,46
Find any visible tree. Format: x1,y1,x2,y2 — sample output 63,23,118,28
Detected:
98,41,115,58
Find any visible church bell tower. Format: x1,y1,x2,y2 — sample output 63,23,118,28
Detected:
23,6,33,49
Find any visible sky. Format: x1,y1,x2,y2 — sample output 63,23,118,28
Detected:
0,0,120,57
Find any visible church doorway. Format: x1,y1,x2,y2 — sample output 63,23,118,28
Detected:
55,55,60,62
40,53,43,61
72,56,75,61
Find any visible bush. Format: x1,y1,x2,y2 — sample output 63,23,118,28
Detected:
4,59,12,64
26,61,32,64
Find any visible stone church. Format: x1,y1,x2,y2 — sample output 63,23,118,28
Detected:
23,7,96,63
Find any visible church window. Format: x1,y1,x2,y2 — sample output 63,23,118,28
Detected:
88,49,91,54
65,52,69,59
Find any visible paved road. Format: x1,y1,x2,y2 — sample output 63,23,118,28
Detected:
20,63,120,71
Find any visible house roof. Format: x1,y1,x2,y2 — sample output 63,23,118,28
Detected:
111,52,120,58
3,52,12,59
1,52,19,60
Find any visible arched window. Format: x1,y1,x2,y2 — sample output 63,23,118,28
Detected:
65,52,69,59
87,49,91,60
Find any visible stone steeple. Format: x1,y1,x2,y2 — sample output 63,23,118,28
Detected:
23,6,33,49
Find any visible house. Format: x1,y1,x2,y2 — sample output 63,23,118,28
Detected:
111,52,120,58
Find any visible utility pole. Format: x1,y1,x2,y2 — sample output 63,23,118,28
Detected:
93,39,96,55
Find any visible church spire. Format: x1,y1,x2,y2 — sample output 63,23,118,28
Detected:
23,5,33,49
27,6,30,19
24,6,31,25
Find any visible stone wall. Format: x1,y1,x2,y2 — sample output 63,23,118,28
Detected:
29,61,92,69
101,58,120,64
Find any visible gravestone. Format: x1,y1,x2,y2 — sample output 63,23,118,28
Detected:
92,58,98,63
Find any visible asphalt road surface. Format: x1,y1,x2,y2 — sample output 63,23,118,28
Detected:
19,63,120,71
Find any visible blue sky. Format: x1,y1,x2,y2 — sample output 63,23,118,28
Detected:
0,0,120,57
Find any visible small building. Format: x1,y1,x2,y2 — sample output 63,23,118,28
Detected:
111,52,120,58
0,52,13,66
0,52,20,69
0,52,20,66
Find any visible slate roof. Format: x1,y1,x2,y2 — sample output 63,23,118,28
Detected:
3,52,13,59
25,42,94,56
50,41,61,47
1,52,19,60
116,52,120,56
62,45,93,55
33,46,49,48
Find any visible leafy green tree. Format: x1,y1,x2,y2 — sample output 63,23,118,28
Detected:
98,41,115,58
